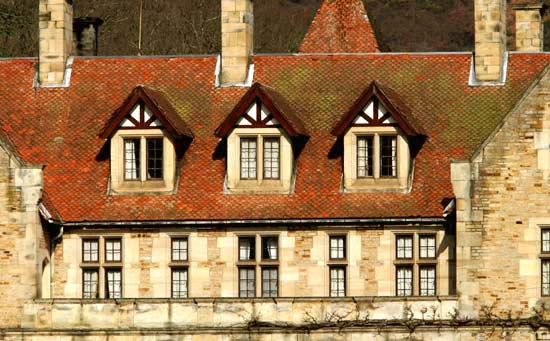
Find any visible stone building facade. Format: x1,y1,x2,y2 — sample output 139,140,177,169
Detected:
2,0,550,340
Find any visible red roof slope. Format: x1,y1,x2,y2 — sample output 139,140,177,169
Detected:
0,53,548,223
299,0,380,53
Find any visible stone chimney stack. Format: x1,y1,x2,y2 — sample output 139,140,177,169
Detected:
39,0,73,85
73,17,104,56
474,0,507,82
513,3,544,52
221,0,254,85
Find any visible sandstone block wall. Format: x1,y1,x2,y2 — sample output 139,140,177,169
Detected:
52,226,453,299
0,146,46,328
454,66,550,316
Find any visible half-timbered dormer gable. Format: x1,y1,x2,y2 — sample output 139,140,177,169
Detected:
215,83,307,139
99,85,193,195
331,81,422,138
215,83,307,194
99,85,193,140
332,81,423,193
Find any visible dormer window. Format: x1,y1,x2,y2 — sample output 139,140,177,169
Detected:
215,83,308,194
99,86,193,194
332,81,424,192
123,137,164,181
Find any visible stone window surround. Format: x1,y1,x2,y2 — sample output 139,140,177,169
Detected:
110,128,176,195
226,128,293,194
392,232,439,297
329,235,347,260
80,235,124,299
329,265,346,297
235,232,280,297
541,228,550,296
169,234,190,298
327,232,348,297
343,126,410,192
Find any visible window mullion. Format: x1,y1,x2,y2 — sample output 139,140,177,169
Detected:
258,136,264,183
373,134,380,179
140,136,146,181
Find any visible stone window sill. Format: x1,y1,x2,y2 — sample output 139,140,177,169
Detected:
110,180,174,195
344,177,408,193
227,179,291,194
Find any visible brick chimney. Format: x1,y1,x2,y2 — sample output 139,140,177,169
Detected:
513,3,544,52
73,17,104,56
474,0,507,82
39,0,73,85
221,0,253,85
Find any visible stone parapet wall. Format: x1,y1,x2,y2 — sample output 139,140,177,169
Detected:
22,297,458,330
0,330,539,341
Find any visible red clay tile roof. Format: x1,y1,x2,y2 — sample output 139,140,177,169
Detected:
331,80,424,137
99,85,193,139
0,53,548,223
215,82,308,138
0,126,24,163
299,0,380,53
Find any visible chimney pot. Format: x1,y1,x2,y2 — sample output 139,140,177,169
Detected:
73,17,104,56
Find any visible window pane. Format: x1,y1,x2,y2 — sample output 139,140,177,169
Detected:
105,239,122,262
357,136,373,177
262,268,278,297
172,268,188,298
82,239,99,263
396,235,413,259
419,235,436,259
124,139,140,180
380,136,397,177
146,138,163,180
420,266,436,296
397,266,413,296
240,138,257,179
543,230,550,253
106,269,122,299
82,269,98,299
262,237,278,260
239,237,255,261
544,261,550,296
239,268,255,298
172,238,188,261
330,267,346,297
263,138,280,179
330,236,345,259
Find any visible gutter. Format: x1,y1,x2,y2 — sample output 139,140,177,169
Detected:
56,217,447,229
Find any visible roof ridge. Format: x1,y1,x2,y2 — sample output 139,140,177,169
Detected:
298,0,380,54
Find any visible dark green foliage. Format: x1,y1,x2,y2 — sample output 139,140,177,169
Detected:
0,0,547,57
